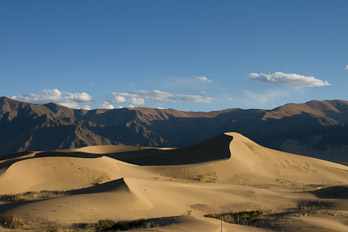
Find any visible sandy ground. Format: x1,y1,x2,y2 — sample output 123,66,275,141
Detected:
0,132,348,231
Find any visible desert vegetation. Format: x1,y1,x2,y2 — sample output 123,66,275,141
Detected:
0,216,25,230
0,190,69,203
205,200,339,231
0,215,175,231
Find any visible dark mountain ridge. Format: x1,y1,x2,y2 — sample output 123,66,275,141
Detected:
1,96,348,162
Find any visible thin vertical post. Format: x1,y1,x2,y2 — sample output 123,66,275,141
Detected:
221,216,223,232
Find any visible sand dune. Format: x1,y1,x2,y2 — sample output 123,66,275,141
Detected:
0,132,348,231
147,133,348,186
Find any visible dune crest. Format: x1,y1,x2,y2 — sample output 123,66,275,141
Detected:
151,132,348,186
0,132,348,231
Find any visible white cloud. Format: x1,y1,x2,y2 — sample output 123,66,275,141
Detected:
105,89,213,108
112,95,127,104
127,90,175,102
12,89,94,109
82,105,91,110
58,101,79,109
112,90,173,104
128,97,145,105
13,89,62,103
249,73,260,78
68,92,93,103
101,101,115,109
345,65,348,70
195,76,212,82
249,72,330,87
176,94,213,103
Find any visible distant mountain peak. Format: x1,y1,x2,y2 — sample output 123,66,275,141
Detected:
1,97,348,161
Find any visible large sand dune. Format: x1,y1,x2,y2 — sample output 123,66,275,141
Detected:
0,132,348,231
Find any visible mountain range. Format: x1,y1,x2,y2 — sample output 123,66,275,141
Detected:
1,96,348,162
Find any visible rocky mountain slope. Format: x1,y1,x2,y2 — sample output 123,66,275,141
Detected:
1,96,348,161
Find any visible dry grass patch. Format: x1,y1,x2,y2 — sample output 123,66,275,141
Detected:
0,190,69,203
1,216,25,229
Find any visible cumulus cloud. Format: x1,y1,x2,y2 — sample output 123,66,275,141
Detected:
68,92,93,103
195,76,212,82
128,97,145,105
12,89,94,109
104,89,213,108
345,65,348,70
249,72,330,87
102,101,115,109
113,95,127,104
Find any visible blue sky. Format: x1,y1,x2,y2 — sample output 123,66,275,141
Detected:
0,0,347,111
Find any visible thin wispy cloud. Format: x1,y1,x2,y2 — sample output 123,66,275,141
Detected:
102,89,213,108
195,76,212,82
345,65,348,70
12,89,94,109
249,72,330,87
175,94,212,103
244,89,289,106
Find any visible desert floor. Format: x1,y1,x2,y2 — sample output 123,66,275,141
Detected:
0,132,347,231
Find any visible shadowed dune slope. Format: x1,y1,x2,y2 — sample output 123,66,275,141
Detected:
1,132,348,231
1,132,348,193
311,186,348,199
18,134,232,165
147,132,348,186
106,133,232,165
